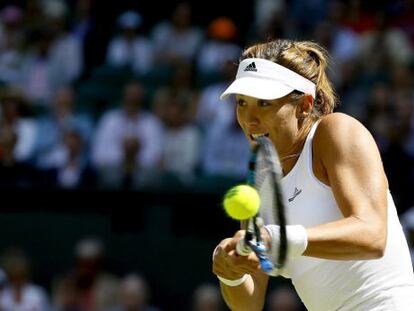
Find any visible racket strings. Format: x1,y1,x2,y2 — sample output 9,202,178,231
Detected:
255,151,279,226
255,138,288,269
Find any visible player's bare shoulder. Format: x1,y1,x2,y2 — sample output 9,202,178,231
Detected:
316,112,370,139
313,112,381,166
314,113,375,149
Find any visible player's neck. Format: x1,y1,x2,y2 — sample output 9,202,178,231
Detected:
280,138,306,176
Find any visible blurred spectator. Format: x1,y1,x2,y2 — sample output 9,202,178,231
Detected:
166,62,199,119
71,0,95,48
252,0,285,38
53,237,119,311
0,5,26,84
192,283,222,311
334,60,368,120
365,82,393,151
0,125,40,188
91,81,163,189
154,89,200,182
0,268,7,290
382,91,414,214
23,0,45,32
249,0,297,42
267,286,303,311
401,206,414,264
151,2,203,65
44,0,83,88
343,0,378,34
0,268,7,303
389,63,414,96
390,0,414,45
39,126,96,190
388,91,414,148
20,26,54,105
35,87,93,168
70,0,100,75
0,86,37,162
106,11,153,75
200,113,250,179
196,61,237,131
0,248,50,311
108,274,161,311
288,0,328,35
314,1,360,65
196,17,241,74
21,1,82,106
358,11,414,68
58,127,95,189
171,62,198,94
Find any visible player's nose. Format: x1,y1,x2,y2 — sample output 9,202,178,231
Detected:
245,108,260,126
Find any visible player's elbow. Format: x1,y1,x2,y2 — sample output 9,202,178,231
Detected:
373,236,386,259
368,242,385,259
367,225,387,259
354,212,387,259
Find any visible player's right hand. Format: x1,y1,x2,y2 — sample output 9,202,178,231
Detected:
212,231,262,280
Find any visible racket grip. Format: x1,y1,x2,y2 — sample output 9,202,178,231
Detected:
236,239,252,256
258,256,274,273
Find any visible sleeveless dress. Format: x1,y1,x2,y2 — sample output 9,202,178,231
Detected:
261,121,414,311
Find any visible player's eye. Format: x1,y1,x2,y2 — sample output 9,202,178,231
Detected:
237,99,247,107
258,100,271,107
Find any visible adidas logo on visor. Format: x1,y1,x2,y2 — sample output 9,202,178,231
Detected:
244,62,257,72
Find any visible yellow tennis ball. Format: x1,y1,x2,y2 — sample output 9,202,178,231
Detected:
223,185,260,220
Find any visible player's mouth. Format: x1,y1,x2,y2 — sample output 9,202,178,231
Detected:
249,133,269,141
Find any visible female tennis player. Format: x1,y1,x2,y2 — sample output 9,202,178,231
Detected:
212,39,414,311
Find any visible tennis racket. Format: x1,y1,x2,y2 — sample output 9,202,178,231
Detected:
237,136,287,275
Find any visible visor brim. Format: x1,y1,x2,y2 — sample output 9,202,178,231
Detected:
220,77,295,101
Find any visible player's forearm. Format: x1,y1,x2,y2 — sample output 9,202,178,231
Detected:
220,274,266,311
304,215,386,260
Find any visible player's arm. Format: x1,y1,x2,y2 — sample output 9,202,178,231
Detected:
304,113,388,260
213,233,269,311
221,271,269,311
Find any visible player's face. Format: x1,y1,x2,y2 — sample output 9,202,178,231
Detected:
235,94,299,153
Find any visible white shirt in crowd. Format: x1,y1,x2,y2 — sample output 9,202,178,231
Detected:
162,125,200,177
13,118,38,162
106,36,154,75
152,22,203,62
0,284,50,311
21,34,82,105
91,109,163,169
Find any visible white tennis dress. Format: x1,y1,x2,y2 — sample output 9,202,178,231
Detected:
269,121,414,311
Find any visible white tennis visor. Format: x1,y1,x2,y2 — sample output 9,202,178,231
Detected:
220,58,316,100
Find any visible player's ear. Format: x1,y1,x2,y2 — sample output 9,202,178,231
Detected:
295,94,313,119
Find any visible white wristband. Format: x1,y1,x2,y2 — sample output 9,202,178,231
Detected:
265,224,308,260
217,274,248,287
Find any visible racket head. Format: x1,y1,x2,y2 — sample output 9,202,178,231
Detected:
247,136,288,270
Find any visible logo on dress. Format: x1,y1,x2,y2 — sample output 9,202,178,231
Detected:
288,187,302,202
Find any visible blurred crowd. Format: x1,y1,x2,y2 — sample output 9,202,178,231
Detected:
0,237,306,311
0,0,413,211
0,0,251,194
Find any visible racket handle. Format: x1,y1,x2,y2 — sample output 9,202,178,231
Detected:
236,239,252,256
237,240,275,273
258,255,274,273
